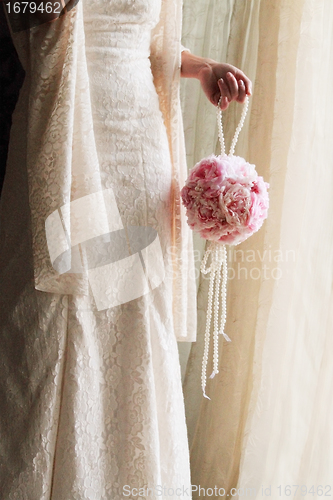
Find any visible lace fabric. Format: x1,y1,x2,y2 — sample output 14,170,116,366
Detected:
4,0,196,341
0,0,197,497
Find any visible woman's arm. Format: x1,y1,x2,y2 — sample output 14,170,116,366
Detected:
181,51,252,111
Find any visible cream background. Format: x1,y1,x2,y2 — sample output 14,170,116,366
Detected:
179,0,333,497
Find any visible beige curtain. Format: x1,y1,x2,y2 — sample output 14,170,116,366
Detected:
181,0,333,497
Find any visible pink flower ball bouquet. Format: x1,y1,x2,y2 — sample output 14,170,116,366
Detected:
180,154,269,246
180,96,269,400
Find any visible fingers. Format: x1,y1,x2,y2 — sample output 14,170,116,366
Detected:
217,78,230,102
218,72,251,108
225,72,239,100
241,74,252,96
233,67,252,95
218,95,229,111
237,80,247,103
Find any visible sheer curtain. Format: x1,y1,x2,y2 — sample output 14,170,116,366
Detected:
181,0,333,497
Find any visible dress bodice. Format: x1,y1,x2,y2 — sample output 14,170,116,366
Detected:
82,0,163,124
82,0,161,58
82,0,161,30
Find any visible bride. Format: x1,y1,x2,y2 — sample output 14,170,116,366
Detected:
0,1,251,498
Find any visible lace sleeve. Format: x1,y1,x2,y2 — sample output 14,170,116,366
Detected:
7,2,106,295
150,0,197,342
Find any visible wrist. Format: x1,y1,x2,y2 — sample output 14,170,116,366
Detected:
180,52,215,80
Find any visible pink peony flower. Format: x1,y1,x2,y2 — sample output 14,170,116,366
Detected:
180,154,269,245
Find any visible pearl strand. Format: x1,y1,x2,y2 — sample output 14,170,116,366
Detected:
211,244,221,378
200,242,231,399
217,97,225,156
229,96,249,156
220,245,231,342
217,95,249,156
200,242,217,399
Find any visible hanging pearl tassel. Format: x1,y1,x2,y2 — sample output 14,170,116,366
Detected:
200,242,231,399
199,96,249,400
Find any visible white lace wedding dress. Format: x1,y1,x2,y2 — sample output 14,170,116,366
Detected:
0,1,195,498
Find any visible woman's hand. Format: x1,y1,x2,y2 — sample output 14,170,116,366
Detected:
181,51,252,110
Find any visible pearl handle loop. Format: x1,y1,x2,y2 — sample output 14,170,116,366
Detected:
217,95,249,156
